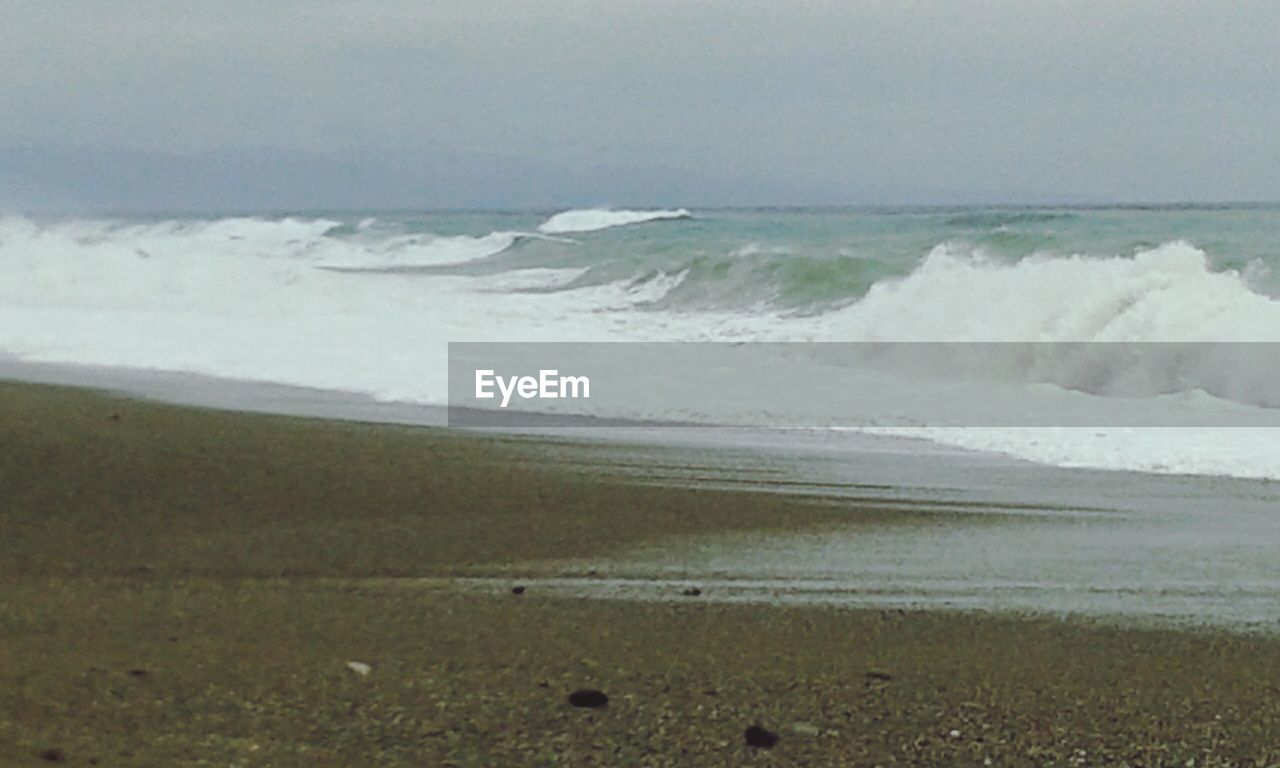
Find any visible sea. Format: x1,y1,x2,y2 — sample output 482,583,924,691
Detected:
5,205,1280,479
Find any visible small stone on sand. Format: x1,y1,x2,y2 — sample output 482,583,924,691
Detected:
744,724,780,749
346,661,372,676
567,689,609,708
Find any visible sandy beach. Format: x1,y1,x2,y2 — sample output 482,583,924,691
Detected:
11,1,1280,764
4,380,1280,766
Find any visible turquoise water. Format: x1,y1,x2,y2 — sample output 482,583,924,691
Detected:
305,205,1280,312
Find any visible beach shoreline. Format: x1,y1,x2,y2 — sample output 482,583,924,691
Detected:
3,379,1280,765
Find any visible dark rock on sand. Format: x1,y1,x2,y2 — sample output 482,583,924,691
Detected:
567,689,609,708
744,724,780,749
512,585,526,595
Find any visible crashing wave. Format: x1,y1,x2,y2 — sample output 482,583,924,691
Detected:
816,240,1280,409
827,240,1280,342
538,208,691,235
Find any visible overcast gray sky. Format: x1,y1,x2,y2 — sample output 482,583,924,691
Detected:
3,0,1279,207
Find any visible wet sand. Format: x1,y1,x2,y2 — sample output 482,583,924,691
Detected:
3,381,1280,766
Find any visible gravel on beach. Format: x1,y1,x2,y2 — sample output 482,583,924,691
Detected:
3,381,1280,766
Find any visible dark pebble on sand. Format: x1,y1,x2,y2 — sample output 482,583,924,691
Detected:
512,585,525,595
567,689,609,708
744,724,780,749
38,749,65,763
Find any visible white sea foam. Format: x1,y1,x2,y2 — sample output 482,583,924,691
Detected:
538,208,691,234
814,241,1280,477
858,426,1280,480
0,216,797,406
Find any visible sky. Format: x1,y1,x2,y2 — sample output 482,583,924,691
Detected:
3,0,1279,209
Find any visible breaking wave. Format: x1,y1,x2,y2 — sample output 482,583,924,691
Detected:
538,208,691,235
826,240,1280,342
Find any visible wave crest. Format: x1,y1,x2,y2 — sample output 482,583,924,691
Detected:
321,231,531,270
538,208,691,235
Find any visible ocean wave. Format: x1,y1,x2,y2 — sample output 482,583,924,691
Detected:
0,215,543,275
828,240,1280,342
548,241,888,313
319,231,534,271
538,208,691,235
7,211,1280,480
642,253,874,312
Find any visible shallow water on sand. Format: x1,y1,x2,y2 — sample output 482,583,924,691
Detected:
6,358,1279,632
498,425,1280,632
